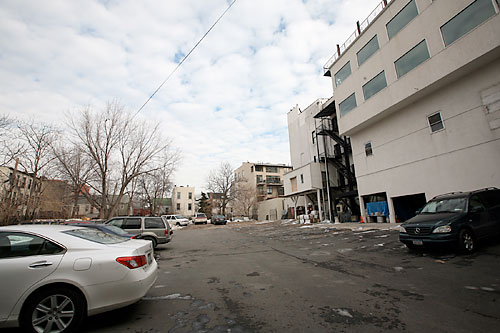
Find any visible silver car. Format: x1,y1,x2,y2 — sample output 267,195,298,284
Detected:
105,216,173,248
0,225,157,332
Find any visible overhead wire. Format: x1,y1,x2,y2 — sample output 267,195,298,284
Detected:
134,0,239,117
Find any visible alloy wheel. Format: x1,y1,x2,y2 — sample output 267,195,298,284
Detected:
462,231,474,252
32,294,75,333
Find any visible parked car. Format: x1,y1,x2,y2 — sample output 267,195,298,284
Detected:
105,216,173,248
399,188,500,253
211,215,227,225
0,225,157,332
163,215,190,226
193,212,208,224
64,222,139,239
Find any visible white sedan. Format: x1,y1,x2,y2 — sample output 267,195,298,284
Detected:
0,225,157,332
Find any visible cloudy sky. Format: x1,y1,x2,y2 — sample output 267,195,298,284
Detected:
0,0,380,193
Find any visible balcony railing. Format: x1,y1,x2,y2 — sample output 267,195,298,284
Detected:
323,0,392,74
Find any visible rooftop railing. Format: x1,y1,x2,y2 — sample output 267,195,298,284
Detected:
323,0,393,75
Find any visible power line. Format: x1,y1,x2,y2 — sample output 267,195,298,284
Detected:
134,0,239,116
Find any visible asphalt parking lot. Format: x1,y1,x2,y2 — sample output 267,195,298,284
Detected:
79,220,500,332
3,220,500,332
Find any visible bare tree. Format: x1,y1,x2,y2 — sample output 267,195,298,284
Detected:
64,101,177,219
206,162,236,216
137,151,179,215
232,178,257,217
13,121,60,220
52,144,96,218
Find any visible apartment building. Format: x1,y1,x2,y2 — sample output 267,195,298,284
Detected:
171,185,195,217
235,162,291,201
0,166,41,222
323,0,500,222
285,98,358,222
234,162,292,220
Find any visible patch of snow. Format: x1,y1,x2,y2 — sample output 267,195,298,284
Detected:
393,267,404,272
480,287,495,292
333,309,353,318
375,243,385,247
142,294,192,301
375,234,389,238
465,286,478,290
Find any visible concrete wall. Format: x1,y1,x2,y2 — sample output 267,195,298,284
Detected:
353,58,500,200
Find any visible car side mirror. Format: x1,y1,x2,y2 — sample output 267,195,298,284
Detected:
415,208,422,215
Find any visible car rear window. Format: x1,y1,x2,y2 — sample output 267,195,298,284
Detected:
145,217,165,229
64,228,128,244
197,213,206,217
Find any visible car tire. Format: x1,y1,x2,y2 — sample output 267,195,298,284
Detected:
176,222,180,226
143,236,158,249
458,229,475,253
20,286,86,333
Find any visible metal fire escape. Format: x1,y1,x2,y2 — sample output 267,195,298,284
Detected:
314,99,360,218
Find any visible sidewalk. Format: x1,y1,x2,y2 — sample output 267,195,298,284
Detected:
281,219,400,231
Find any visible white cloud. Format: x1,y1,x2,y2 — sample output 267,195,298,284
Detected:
0,0,381,193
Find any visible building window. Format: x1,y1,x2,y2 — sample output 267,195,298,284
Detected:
362,71,387,100
266,175,281,184
266,166,279,173
291,177,297,192
256,175,264,183
300,174,304,183
365,142,373,156
334,61,352,86
177,192,181,199
267,187,273,195
339,93,357,116
395,40,430,78
188,192,192,200
255,165,263,172
188,203,192,210
176,203,180,210
386,0,418,39
441,0,496,47
428,112,445,132
251,166,254,172
357,35,379,66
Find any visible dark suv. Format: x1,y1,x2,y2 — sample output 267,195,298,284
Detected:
399,188,500,253
105,216,172,248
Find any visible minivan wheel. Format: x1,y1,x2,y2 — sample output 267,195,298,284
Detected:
144,236,158,249
20,287,85,333
458,229,475,253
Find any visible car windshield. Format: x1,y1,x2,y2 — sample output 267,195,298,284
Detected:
420,198,467,214
64,228,128,244
175,215,185,219
197,214,206,217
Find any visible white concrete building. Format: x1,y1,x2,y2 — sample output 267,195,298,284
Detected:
323,0,500,222
171,185,195,217
285,99,359,222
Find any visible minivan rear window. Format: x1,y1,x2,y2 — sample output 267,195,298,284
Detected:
145,217,165,229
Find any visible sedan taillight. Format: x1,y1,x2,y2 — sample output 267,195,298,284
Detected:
116,255,147,269
165,229,169,235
